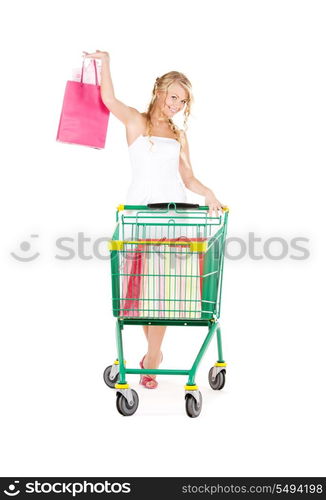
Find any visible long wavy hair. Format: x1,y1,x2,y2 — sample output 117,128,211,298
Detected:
145,71,193,150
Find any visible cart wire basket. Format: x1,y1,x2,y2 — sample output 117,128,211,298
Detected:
104,202,229,417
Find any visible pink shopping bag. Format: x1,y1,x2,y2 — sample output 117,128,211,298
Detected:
56,59,110,149
122,245,144,317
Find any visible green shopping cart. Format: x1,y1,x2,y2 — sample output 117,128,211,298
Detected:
104,202,229,417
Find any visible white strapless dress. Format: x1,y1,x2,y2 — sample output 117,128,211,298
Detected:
125,135,187,204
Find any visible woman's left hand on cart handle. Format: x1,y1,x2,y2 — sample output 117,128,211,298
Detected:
205,193,226,217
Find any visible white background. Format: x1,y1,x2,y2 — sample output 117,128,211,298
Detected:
1,0,325,477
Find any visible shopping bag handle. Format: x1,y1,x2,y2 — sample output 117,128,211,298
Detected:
147,202,199,210
80,59,99,85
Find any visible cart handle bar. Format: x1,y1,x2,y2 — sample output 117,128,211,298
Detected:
116,203,229,213
108,239,208,252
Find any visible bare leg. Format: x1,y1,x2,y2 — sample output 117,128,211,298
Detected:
142,325,163,360
142,325,149,341
142,325,166,388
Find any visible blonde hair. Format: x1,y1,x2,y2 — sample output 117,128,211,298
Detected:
145,71,193,149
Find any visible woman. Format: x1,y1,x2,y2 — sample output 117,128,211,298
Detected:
84,50,225,389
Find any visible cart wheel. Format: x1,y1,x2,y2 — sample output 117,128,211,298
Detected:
116,390,139,416
185,391,202,418
103,365,119,388
208,367,226,390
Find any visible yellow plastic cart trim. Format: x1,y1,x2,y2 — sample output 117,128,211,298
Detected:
189,241,207,252
184,385,198,391
116,204,125,211
108,240,124,251
222,206,229,213
214,362,227,367
108,240,207,252
113,360,126,365
115,383,130,389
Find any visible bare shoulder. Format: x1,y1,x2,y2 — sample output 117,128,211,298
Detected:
126,109,146,130
127,106,143,119
105,98,143,128
125,111,147,145
130,110,147,125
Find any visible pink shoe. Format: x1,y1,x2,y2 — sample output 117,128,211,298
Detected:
139,374,158,389
139,353,163,389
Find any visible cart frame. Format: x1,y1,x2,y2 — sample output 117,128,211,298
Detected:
104,203,229,417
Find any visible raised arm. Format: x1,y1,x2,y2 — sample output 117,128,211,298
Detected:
83,50,140,126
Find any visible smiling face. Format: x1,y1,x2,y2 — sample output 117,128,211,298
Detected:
156,82,189,118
